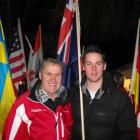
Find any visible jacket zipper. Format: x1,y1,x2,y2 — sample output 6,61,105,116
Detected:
60,113,64,138
55,112,59,140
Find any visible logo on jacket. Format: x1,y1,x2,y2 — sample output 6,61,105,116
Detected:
31,109,46,112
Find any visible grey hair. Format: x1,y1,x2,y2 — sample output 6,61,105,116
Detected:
39,58,64,73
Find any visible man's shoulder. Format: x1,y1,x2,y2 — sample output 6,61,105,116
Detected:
111,87,132,105
112,87,129,97
14,91,30,105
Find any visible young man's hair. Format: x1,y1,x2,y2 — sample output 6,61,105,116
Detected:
40,58,64,73
83,45,106,63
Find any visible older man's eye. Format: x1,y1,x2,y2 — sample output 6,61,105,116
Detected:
46,73,51,77
56,74,62,78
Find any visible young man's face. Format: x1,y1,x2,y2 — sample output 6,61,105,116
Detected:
39,62,62,98
84,52,106,83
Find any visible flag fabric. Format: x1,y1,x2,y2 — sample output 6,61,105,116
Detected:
129,19,140,112
0,19,16,138
57,0,78,89
27,25,43,88
17,18,28,89
9,31,27,95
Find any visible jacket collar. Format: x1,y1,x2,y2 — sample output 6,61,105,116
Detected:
29,80,68,111
81,81,104,99
81,72,112,99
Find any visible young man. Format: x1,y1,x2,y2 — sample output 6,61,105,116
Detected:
70,45,137,140
2,58,73,140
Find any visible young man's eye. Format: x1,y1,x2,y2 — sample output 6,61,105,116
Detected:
85,62,91,66
96,61,103,65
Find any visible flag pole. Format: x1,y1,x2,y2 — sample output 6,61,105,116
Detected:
26,25,43,89
25,34,34,89
25,34,34,53
17,18,29,89
129,18,140,112
75,0,85,140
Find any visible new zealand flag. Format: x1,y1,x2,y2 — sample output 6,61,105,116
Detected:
57,0,78,89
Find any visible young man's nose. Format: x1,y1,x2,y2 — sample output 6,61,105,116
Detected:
91,63,97,70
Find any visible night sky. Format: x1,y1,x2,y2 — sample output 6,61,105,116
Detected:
0,0,139,71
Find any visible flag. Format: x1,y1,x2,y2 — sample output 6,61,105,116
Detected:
9,27,27,95
27,25,43,88
57,0,78,89
0,19,16,138
129,19,140,112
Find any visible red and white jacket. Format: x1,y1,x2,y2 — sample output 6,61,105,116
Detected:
2,91,73,140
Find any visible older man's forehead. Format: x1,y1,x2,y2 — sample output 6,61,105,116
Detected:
43,63,63,72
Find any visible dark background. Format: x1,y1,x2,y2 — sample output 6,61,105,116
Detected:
0,0,139,71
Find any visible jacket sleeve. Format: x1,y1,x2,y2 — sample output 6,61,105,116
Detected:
2,101,29,140
63,103,74,140
2,101,17,140
116,93,137,140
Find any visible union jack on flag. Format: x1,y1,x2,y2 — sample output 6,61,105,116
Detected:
57,0,78,89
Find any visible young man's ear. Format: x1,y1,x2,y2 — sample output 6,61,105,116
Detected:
83,65,86,71
104,62,107,70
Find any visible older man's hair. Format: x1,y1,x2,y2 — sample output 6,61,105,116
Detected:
40,58,64,73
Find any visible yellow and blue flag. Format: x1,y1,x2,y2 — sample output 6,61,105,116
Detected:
0,19,16,138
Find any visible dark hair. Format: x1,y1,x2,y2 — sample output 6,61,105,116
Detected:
83,45,106,62
110,70,124,88
40,58,64,73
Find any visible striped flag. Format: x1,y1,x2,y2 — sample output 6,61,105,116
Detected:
129,19,140,112
0,18,16,138
57,0,78,89
27,25,43,88
9,32,27,95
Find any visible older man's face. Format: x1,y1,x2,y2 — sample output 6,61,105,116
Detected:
39,62,62,99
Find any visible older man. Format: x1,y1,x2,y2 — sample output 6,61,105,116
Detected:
3,58,73,140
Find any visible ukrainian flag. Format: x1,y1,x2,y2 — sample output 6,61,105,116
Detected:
0,19,16,139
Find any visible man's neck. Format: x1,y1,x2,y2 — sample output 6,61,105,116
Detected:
87,78,103,92
41,88,56,101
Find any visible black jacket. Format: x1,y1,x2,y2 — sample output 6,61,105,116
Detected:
70,73,137,140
